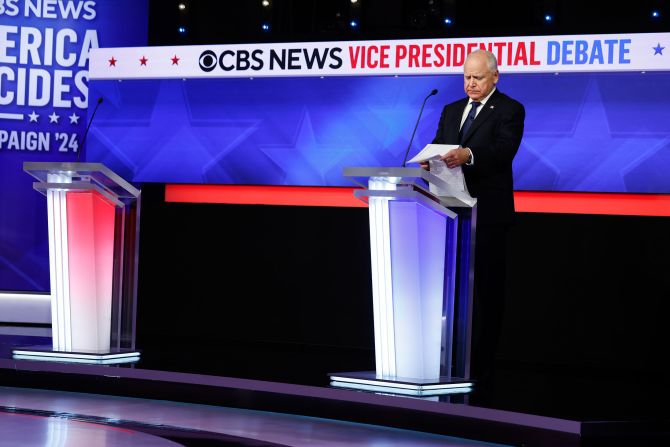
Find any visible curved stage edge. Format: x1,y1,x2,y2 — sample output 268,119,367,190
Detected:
0,357,665,447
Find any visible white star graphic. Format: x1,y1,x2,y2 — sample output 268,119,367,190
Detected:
49,112,60,123
259,109,355,184
28,111,39,122
518,81,667,192
69,113,80,124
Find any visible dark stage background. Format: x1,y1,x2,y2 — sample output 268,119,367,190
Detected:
131,0,670,420
99,2,669,404
148,0,666,44
136,183,670,419
136,184,376,384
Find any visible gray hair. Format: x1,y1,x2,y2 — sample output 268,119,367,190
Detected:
468,49,498,72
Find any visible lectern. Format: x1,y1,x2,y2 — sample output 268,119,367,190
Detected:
13,162,141,364
330,167,476,396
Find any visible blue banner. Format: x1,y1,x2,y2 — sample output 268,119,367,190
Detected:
88,72,670,193
0,0,148,291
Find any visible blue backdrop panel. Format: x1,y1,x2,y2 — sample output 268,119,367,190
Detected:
88,72,670,193
0,0,149,291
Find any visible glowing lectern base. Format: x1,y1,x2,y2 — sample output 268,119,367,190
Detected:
330,371,473,396
13,345,140,365
333,168,477,396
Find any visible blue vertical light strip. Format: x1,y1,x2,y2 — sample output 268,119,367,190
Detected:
414,201,450,380
388,199,449,380
388,200,425,379
453,207,476,379
440,213,459,379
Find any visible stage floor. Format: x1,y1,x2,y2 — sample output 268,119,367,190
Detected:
0,387,510,447
1,327,669,446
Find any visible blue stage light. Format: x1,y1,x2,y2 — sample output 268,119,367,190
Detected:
178,26,187,34
261,23,271,31
544,14,553,22
349,20,358,28
651,10,660,19
443,17,453,25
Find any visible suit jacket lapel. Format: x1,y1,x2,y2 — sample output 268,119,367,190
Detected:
446,98,469,143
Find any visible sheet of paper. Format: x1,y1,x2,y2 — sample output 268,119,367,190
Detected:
428,159,467,197
407,144,459,164
408,144,475,206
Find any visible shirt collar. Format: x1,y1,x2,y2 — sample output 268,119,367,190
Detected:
468,87,496,107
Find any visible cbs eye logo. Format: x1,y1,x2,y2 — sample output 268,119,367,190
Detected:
198,50,218,72
198,49,264,72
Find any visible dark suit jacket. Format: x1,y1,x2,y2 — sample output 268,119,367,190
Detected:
432,89,525,224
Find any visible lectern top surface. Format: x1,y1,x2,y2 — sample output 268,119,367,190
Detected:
24,162,140,199
343,166,476,208
343,166,427,183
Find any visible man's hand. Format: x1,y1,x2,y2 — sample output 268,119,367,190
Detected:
441,147,471,169
419,161,430,171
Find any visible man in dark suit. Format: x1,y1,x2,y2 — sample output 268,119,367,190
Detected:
424,50,525,383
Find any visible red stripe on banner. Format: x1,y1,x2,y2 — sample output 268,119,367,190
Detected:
514,191,670,217
165,184,367,208
165,185,670,216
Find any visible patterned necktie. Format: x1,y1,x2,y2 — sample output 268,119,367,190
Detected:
459,101,481,145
